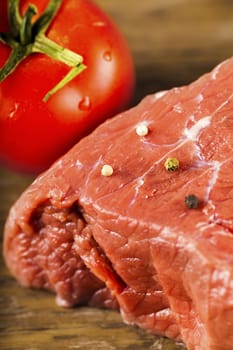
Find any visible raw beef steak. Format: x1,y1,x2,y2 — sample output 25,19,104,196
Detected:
3,57,233,350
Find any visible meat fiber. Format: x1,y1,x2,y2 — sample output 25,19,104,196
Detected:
3,57,233,350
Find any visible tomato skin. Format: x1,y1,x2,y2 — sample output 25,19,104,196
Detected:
0,0,135,174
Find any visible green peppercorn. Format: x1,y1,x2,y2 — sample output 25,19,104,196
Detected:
164,157,179,171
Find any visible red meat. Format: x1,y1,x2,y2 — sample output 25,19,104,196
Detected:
3,57,233,350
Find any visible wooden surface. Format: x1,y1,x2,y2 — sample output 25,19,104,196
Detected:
1,0,233,349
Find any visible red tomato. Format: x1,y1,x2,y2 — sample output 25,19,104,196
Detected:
0,0,135,174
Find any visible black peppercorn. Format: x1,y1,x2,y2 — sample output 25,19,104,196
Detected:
185,194,199,209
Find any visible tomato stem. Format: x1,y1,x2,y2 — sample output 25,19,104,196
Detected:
0,0,86,101
33,35,86,102
43,64,86,102
8,0,23,38
0,45,31,81
20,4,37,45
33,36,84,68
32,0,62,35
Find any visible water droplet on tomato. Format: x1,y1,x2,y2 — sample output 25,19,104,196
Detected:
78,96,92,111
92,21,106,27
103,51,112,62
8,103,19,119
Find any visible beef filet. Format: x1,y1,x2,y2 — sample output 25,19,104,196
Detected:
3,57,233,350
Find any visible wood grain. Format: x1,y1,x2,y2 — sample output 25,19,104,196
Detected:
96,0,233,102
1,0,233,349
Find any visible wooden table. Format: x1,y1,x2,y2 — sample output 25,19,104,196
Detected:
1,0,233,349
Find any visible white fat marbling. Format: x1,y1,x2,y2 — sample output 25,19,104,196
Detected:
129,178,145,206
211,60,225,80
183,116,211,141
75,160,83,168
196,94,204,103
173,103,183,113
154,90,168,100
204,161,221,202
